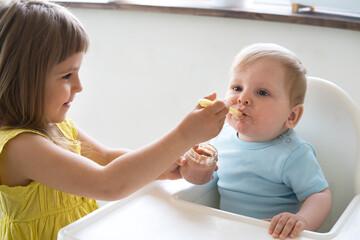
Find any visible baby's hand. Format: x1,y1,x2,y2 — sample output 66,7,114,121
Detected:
267,212,308,239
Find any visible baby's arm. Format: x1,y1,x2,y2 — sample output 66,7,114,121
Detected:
268,188,331,239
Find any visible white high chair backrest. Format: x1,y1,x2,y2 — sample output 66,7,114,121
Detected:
295,76,360,232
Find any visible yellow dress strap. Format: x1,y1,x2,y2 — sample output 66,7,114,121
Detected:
0,128,47,153
56,115,78,140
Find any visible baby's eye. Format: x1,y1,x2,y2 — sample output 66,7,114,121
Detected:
62,73,72,80
257,90,269,96
233,86,242,92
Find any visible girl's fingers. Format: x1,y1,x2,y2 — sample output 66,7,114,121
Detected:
204,92,217,101
198,97,229,117
197,93,217,109
176,156,186,166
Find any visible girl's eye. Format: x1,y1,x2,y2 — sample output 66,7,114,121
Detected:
233,86,242,91
257,90,269,96
62,73,72,80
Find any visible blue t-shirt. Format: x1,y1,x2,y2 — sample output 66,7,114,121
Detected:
210,124,328,219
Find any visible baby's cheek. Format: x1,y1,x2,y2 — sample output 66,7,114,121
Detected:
225,114,239,131
225,95,236,105
225,113,232,122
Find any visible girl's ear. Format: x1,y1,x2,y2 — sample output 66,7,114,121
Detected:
285,104,304,128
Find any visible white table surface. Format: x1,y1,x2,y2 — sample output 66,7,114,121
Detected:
58,180,360,240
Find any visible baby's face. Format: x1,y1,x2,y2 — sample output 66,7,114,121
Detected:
225,57,293,142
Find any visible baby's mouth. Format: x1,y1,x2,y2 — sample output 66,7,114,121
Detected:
238,112,247,120
232,105,246,117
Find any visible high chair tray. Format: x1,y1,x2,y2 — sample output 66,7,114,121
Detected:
58,180,360,240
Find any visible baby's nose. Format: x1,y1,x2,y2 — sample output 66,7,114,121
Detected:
238,96,250,105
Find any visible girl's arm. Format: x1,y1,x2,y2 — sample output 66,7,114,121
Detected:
1,97,228,201
76,127,131,166
76,127,185,180
268,188,331,239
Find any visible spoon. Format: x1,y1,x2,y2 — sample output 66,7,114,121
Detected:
198,98,242,116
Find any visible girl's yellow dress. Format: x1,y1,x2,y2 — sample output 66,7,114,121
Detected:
0,116,99,240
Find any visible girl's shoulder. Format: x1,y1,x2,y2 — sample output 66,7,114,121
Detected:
0,115,76,154
0,128,47,154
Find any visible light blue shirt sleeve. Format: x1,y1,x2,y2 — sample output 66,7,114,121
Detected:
281,143,328,202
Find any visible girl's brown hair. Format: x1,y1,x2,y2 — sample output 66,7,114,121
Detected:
231,43,307,107
0,0,88,143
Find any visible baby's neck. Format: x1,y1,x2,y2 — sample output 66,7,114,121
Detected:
237,128,290,143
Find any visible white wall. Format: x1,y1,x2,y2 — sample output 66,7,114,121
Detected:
68,8,360,149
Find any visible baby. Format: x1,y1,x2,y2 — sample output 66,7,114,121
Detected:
210,43,331,239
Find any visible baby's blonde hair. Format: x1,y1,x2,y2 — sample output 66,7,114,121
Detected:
0,0,89,148
230,43,307,107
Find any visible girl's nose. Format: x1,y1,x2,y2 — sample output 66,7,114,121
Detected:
73,76,83,93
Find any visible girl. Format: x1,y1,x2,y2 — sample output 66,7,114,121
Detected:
0,1,229,239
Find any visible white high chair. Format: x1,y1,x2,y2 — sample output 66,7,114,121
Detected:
178,76,360,235
295,76,360,232
58,77,360,239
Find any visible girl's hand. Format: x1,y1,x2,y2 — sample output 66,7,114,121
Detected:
211,156,219,180
157,155,218,180
177,93,229,145
266,212,308,239
156,156,186,180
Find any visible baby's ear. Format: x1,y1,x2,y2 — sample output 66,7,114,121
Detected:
285,104,304,128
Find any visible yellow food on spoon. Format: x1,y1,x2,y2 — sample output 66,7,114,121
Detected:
198,98,242,116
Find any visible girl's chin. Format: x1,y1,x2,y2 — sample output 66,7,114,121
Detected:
48,114,67,124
